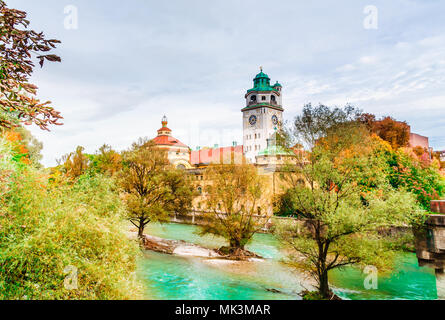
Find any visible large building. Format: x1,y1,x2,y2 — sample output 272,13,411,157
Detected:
153,68,286,167
242,68,284,163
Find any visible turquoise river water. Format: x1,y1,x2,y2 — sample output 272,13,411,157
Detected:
138,223,437,300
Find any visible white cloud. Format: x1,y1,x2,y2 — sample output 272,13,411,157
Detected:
7,0,445,165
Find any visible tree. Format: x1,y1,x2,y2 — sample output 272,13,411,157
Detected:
199,164,269,256
119,138,194,238
277,104,424,299
386,147,445,210
58,146,90,179
358,115,410,150
0,0,62,130
1,127,42,167
88,144,122,176
16,126,43,168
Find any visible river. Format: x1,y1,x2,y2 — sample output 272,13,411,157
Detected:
137,223,437,300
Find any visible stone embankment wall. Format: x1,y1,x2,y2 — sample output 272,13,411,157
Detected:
173,212,411,237
414,200,445,299
431,201,445,214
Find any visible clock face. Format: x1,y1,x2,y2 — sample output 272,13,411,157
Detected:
272,115,279,125
249,115,257,126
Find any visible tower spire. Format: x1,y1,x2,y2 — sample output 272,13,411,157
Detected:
161,115,168,128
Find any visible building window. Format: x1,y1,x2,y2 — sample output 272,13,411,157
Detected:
262,96,266,101
271,95,276,102
257,207,261,215
197,186,202,194
250,95,256,102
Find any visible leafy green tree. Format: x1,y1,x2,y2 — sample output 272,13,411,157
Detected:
0,0,62,130
88,144,122,176
277,104,425,299
119,138,195,238
199,164,269,255
386,148,445,210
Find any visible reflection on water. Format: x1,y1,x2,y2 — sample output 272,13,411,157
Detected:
139,223,437,300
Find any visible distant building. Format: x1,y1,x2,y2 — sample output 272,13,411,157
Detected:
190,144,244,167
154,69,287,169
152,116,192,169
409,132,429,150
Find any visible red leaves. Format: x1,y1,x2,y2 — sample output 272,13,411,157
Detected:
0,0,62,131
37,54,62,68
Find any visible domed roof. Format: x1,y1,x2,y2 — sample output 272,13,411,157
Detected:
273,81,282,87
153,116,189,148
254,71,270,80
247,67,281,94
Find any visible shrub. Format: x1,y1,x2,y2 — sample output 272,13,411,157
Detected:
0,138,143,299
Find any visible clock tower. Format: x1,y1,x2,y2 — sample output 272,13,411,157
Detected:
242,68,284,163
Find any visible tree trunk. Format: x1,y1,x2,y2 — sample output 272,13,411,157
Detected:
230,239,244,250
138,220,145,239
319,269,330,299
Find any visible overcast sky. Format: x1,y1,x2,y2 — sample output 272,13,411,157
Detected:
8,0,445,166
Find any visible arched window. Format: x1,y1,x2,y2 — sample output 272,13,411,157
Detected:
176,164,186,170
271,95,276,102
261,96,266,101
197,186,202,194
250,95,256,102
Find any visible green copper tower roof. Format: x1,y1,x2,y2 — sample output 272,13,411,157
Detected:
258,145,294,156
247,68,279,93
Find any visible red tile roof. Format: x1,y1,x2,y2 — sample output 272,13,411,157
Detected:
191,145,244,165
152,134,189,148
158,127,172,133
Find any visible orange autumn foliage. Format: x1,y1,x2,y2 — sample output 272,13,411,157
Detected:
2,130,31,164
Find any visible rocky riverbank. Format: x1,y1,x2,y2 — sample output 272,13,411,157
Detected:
141,234,262,261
